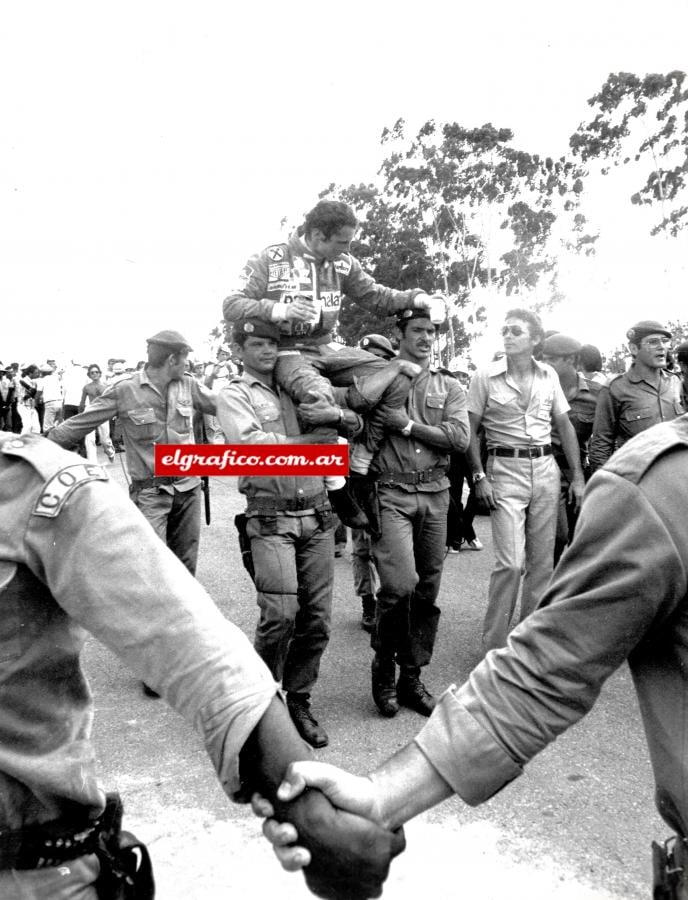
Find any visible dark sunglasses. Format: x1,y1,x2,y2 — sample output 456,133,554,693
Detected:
501,325,526,337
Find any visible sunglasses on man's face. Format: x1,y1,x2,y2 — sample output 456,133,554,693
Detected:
501,325,526,337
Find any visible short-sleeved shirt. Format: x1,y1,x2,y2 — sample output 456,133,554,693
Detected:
217,374,327,508
49,369,216,488
467,357,570,448
371,367,469,492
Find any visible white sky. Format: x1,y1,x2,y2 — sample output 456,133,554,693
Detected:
1,0,687,366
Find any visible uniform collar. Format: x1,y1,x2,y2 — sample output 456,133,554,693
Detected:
240,371,280,395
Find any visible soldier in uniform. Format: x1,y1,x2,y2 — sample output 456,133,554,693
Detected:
218,318,363,748
540,333,602,561
0,431,404,899
47,330,216,578
589,319,683,473
258,414,688,899
368,309,469,718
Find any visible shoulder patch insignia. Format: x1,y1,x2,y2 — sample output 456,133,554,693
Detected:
267,245,286,262
33,463,109,518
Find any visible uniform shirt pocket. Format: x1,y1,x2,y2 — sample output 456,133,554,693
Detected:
255,402,280,425
621,405,654,436
425,392,447,424
173,403,193,436
127,407,160,440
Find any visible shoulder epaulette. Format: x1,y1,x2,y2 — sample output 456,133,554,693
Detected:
605,416,688,485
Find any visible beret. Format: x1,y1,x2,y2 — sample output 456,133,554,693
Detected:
360,334,395,358
541,334,581,356
626,320,672,343
146,330,193,351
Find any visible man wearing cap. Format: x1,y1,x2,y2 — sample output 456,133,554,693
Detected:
466,309,586,652
218,318,362,748
589,320,684,473
48,330,216,580
540,333,602,561
223,200,444,485
367,309,469,718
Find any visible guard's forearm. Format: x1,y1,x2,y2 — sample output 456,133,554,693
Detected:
407,422,454,449
558,419,585,481
239,696,312,800
369,742,454,831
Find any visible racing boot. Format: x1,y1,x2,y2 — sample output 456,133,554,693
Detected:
371,655,399,718
349,473,380,539
328,483,369,532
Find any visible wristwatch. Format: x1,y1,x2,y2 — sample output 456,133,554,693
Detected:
472,471,486,484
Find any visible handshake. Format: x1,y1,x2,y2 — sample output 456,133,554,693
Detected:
252,762,405,900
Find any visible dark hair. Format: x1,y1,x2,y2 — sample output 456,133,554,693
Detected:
303,200,358,240
87,363,101,374
397,315,436,336
505,308,544,344
675,342,688,367
579,344,603,372
147,344,186,368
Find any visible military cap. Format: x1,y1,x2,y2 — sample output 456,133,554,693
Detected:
232,317,281,342
626,320,672,344
360,333,395,359
146,330,193,352
541,334,582,356
396,307,436,325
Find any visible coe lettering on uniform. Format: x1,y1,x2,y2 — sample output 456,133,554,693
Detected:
33,464,109,518
155,444,348,477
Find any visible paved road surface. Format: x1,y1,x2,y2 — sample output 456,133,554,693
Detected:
85,457,664,899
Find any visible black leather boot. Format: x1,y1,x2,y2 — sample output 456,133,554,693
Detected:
371,656,399,717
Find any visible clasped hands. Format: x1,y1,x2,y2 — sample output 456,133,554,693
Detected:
253,762,402,900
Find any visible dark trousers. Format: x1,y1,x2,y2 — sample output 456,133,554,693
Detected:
247,513,334,697
446,452,478,546
371,487,448,671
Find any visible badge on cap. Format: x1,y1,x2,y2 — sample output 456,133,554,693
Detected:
243,322,255,333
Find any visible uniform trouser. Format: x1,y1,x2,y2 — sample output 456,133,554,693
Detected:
84,422,115,463
130,484,201,575
247,513,334,696
275,346,411,452
41,400,62,432
483,454,560,651
351,526,376,598
371,487,448,671
0,853,100,898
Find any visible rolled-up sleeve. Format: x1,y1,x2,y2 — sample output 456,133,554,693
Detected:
415,467,686,805
440,380,470,451
23,475,277,798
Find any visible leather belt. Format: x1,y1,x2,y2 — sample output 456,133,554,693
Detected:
489,445,552,459
376,466,448,486
0,814,102,870
130,475,188,490
246,491,329,515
